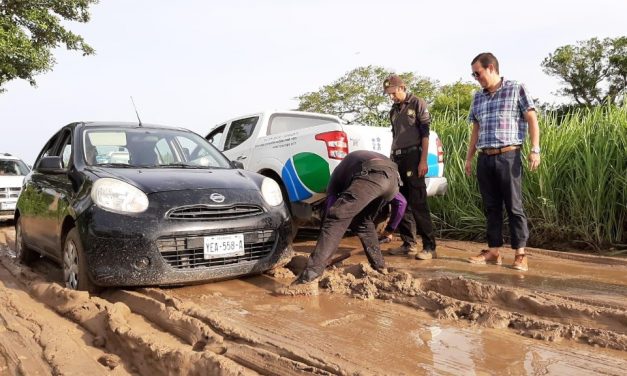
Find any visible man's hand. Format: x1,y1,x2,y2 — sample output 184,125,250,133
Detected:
417,160,428,177
465,159,473,176
378,230,393,244
528,153,541,171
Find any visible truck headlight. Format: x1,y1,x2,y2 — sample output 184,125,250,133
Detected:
261,178,283,207
91,178,149,213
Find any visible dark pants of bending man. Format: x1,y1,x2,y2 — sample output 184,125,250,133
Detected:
296,160,400,283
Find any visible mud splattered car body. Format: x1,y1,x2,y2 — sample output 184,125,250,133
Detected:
15,122,292,291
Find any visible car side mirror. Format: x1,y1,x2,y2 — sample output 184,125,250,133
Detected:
37,156,65,173
231,160,244,169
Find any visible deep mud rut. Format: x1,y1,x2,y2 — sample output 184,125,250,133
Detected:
0,223,626,375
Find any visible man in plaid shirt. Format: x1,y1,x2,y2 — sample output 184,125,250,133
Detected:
465,52,541,271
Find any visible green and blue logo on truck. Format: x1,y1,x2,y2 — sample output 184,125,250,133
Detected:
281,152,330,202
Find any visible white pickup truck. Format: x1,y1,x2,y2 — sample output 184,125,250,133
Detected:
205,111,447,225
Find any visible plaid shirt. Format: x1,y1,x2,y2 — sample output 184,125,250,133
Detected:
468,78,535,149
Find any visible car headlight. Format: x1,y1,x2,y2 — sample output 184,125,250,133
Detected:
261,178,283,207
91,178,149,213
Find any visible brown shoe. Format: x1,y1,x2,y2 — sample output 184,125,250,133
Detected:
512,254,528,271
468,249,502,265
389,244,418,256
416,250,437,260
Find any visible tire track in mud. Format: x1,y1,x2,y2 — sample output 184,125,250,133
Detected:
312,262,627,351
0,249,356,375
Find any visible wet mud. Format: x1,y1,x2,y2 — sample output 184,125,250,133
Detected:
0,224,626,375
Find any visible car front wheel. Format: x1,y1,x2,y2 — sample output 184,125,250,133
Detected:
15,217,39,264
63,228,98,293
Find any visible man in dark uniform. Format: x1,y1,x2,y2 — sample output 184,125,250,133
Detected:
290,150,405,286
383,74,437,260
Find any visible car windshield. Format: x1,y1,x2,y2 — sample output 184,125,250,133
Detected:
0,160,30,176
83,127,232,169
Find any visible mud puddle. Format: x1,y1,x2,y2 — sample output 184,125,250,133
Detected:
167,271,627,375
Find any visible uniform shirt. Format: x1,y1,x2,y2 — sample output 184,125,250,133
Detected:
389,93,431,150
324,150,406,231
469,78,536,149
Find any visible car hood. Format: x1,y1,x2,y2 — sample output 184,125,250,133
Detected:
89,167,260,194
0,176,25,188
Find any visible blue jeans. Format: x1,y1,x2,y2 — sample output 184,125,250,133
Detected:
477,149,529,249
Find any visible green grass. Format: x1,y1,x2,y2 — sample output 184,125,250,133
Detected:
429,105,627,252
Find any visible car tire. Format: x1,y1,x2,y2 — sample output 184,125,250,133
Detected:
270,245,295,270
267,175,298,241
15,217,39,265
63,228,99,293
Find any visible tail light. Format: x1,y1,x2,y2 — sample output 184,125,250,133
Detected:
315,131,349,160
436,137,444,163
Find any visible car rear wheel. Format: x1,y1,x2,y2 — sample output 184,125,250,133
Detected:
63,228,98,293
15,217,39,264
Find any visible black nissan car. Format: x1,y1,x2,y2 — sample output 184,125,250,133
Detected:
15,122,293,292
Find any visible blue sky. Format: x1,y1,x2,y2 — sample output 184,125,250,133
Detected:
1,0,626,163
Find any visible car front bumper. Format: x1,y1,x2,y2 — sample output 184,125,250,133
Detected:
78,204,293,287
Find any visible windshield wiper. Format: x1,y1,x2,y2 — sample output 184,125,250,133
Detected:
158,163,207,169
93,163,135,168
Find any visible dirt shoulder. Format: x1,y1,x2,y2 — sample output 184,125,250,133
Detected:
0,224,626,375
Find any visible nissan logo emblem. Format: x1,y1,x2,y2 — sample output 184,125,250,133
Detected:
210,193,225,203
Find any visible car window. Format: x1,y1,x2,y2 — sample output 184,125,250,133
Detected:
175,135,224,166
0,160,29,176
84,128,232,168
206,124,226,146
268,114,339,135
35,130,63,168
223,117,258,151
155,138,175,164
57,131,73,168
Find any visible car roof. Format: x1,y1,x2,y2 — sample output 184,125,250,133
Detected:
77,121,189,131
0,153,23,161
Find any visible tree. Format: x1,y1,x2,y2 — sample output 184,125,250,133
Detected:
0,0,98,92
430,80,478,118
541,36,627,106
296,65,438,127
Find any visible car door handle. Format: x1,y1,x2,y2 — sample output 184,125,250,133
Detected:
236,156,247,161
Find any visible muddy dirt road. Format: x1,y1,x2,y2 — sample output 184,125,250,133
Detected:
0,222,626,375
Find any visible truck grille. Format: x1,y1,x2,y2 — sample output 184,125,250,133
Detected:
0,187,21,199
166,204,263,220
157,230,276,269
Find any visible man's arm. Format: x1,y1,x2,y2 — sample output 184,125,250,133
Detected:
379,192,407,242
418,136,429,177
417,98,431,177
465,121,480,176
525,110,541,171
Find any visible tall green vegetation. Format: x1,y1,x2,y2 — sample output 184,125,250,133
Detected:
429,106,627,252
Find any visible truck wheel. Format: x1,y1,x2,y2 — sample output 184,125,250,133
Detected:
15,217,39,264
63,228,99,293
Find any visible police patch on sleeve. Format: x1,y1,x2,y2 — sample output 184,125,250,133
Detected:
407,109,416,117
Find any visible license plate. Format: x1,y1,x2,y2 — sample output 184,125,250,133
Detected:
203,233,245,259
0,202,16,210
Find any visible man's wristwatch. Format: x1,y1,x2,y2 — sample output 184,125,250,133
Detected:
531,146,541,154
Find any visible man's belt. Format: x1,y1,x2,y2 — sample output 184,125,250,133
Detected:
392,145,420,155
479,145,521,156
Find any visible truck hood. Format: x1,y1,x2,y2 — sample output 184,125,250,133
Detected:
0,176,26,188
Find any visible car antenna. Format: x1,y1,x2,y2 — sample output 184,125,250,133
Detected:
130,96,143,127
